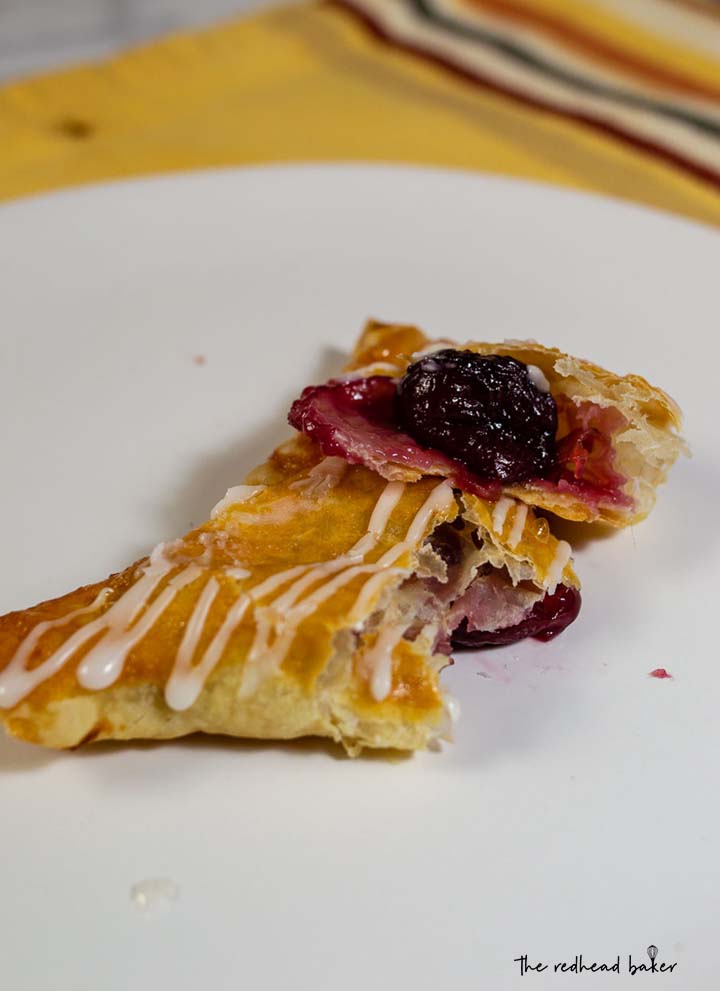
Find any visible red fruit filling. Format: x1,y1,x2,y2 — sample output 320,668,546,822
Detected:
420,528,582,654
288,362,632,510
543,396,631,507
450,584,581,649
288,376,501,499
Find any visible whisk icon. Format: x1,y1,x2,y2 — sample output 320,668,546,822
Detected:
628,942,676,974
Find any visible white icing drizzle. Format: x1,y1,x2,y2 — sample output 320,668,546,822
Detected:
389,480,455,550
0,548,208,706
130,878,180,916
77,565,202,690
0,588,112,709
508,503,528,549
527,364,550,393
492,496,514,535
545,540,572,593
211,485,265,519
348,481,455,623
230,496,301,527
193,533,214,567
180,532,221,569
356,481,406,548
444,694,461,724
245,561,352,678
238,562,404,699
411,340,455,359
164,577,219,710
247,564,315,603
149,541,172,566
223,567,251,581
0,554,176,706
231,565,316,683
1,545,299,711
366,621,408,702
165,589,250,711
334,362,401,380
1,478,454,712
242,481,406,688
289,457,348,495
347,557,407,629
270,562,352,614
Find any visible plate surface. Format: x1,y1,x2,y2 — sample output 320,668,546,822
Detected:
1,165,718,990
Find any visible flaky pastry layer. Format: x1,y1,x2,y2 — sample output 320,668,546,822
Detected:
348,320,685,526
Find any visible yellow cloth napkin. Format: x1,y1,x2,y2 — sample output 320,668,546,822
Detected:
1,0,719,225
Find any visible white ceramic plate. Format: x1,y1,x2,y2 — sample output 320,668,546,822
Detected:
1,166,718,990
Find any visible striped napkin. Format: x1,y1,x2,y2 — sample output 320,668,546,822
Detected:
0,0,718,225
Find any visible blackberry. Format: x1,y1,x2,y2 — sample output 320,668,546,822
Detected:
397,350,557,483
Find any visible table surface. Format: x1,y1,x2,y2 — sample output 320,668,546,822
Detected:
1,0,718,226
0,0,284,81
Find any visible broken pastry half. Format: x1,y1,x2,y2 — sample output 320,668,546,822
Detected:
290,320,685,526
0,320,682,754
0,433,578,753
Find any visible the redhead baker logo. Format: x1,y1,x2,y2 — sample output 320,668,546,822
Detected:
513,944,678,975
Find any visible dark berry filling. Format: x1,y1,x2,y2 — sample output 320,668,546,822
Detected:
288,350,631,509
428,522,463,569
451,584,581,649
397,350,557,484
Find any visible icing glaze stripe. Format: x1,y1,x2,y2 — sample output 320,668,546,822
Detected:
243,480,406,680
165,591,250,711
492,496,514,535
0,479,458,712
289,457,348,493
349,481,456,622
546,539,572,592
238,562,406,698
211,484,265,519
0,588,112,709
0,554,178,707
366,621,408,701
78,565,202,690
508,503,528,548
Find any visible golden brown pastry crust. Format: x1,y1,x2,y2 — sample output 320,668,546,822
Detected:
0,436,576,754
348,320,685,526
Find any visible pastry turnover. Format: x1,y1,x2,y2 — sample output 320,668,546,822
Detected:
0,433,577,753
0,320,681,754
289,321,684,527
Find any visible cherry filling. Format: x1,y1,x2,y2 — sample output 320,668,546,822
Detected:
450,584,581,649
424,527,581,651
288,349,630,507
546,396,629,502
288,375,502,499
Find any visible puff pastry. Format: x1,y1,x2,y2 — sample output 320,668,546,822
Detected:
0,432,577,754
291,320,684,527
2,320,680,754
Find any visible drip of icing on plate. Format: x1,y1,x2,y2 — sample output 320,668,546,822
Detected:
130,878,180,916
